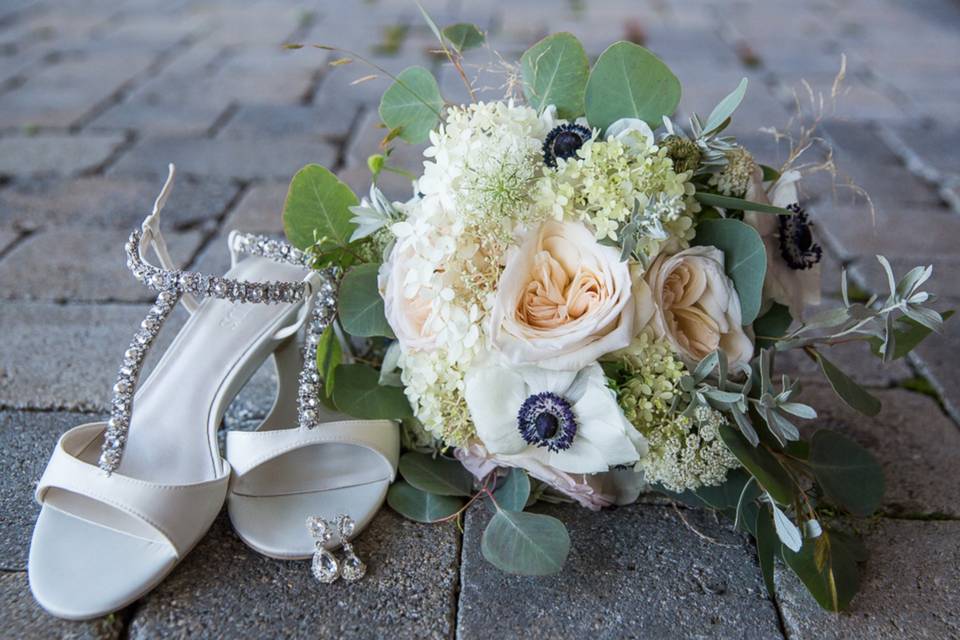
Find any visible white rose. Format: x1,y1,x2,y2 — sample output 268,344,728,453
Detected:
378,243,438,351
644,246,754,366
490,220,636,371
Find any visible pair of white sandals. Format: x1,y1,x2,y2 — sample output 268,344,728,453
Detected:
28,166,399,620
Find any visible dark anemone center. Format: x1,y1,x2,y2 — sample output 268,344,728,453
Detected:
517,391,577,452
543,124,592,168
778,204,823,271
535,412,559,439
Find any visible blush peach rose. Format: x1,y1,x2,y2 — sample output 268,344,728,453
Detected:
489,220,637,371
644,246,754,366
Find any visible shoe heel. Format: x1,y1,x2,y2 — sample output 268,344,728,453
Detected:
261,335,303,431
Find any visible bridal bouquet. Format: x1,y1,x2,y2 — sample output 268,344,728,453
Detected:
281,19,946,611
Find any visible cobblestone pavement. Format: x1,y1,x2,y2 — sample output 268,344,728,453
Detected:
1,0,959,638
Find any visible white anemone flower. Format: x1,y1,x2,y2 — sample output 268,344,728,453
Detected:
745,169,822,319
464,361,647,474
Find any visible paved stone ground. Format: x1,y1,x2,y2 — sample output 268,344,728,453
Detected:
1,0,959,638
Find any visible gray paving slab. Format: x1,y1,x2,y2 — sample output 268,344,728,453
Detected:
796,385,960,518
0,133,126,177
0,227,206,301
0,301,186,412
107,135,337,181
458,503,783,640
775,519,960,639
220,182,288,234
127,510,460,640
0,408,98,570
0,175,239,232
218,103,357,141
0,572,123,639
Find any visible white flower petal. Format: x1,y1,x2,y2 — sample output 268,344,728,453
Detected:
464,366,528,455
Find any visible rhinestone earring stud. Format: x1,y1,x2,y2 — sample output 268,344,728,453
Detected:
306,516,339,584
336,514,366,582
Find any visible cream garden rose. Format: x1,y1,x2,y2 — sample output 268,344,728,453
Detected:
644,246,754,366
489,219,636,371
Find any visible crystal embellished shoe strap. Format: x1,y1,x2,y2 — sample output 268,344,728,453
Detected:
296,271,338,430
100,231,313,475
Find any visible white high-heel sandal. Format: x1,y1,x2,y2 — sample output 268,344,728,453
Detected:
224,270,400,562
28,165,322,620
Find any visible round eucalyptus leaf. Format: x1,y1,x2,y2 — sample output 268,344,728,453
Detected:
809,430,884,516
332,363,413,420
339,263,395,338
492,468,531,511
282,164,358,251
442,23,484,52
520,32,590,120
378,66,443,144
584,41,680,131
781,530,860,612
481,510,570,576
387,481,463,523
693,218,767,324
398,452,474,497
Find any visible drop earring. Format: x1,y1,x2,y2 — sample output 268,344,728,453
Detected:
306,516,339,584
336,514,366,582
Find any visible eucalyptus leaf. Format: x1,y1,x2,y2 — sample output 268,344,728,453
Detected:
282,164,358,251
481,510,570,576
781,532,860,612
703,78,748,134
398,451,474,497
719,425,795,504
379,66,443,144
809,430,884,516
693,218,767,324
332,363,414,419
734,476,760,531
492,468,531,511
754,303,793,349
813,350,882,416
691,468,752,510
339,263,395,338
760,164,781,182
315,324,342,397
584,41,681,130
869,310,954,359
754,504,778,596
442,23,484,52
694,192,793,215
387,481,463,523
520,33,590,119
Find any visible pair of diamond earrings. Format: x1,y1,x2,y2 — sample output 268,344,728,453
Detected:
306,514,366,584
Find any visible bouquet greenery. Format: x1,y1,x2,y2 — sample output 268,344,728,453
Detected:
281,12,946,611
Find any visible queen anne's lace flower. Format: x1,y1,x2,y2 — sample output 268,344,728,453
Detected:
638,407,741,493
708,146,756,197
419,101,549,244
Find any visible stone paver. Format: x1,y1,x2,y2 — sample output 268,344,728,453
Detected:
0,227,206,301
0,409,97,570
127,511,460,640
775,519,960,639
0,133,126,177
0,572,123,640
458,503,783,640
0,175,240,232
797,385,960,517
0,302,186,412
108,135,337,181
